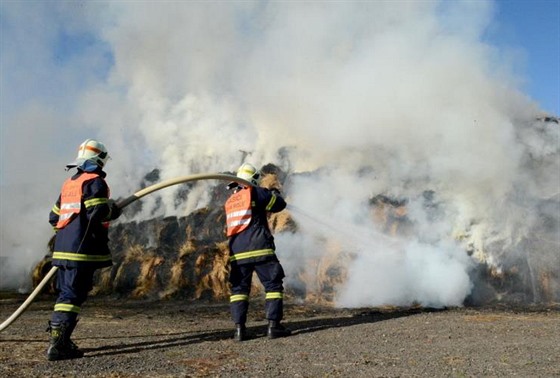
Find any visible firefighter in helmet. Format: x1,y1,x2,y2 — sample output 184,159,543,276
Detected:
46,139,121,360
224,163,291,341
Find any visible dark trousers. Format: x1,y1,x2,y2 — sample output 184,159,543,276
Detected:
51,266,96,325
229,260,285,325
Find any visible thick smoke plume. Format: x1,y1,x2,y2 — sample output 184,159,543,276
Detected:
1,1,558,307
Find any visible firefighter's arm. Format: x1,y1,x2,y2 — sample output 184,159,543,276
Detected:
83,178,112,223
264,187,287,213
48,196,61,230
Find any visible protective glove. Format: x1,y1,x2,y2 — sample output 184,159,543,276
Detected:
107,199,122,220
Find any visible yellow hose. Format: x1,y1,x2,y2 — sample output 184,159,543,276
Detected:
0,172,251,332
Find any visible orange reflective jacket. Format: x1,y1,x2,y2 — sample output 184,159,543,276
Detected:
225,187,252,236
56,172,99,229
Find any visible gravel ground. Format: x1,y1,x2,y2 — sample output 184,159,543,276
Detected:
1,294,559,377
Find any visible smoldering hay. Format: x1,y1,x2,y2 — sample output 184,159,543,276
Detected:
1,2,559,308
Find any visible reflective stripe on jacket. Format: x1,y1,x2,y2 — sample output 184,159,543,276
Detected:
229,248,275,262
51,251,112,262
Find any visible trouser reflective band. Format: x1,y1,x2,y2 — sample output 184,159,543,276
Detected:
265,294,283,321
230,292,250,324
230,294,249,302
265,292,283,300
54,303,81,314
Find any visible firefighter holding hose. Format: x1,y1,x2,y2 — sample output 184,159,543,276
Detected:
46,139,121,361
225,163,291,341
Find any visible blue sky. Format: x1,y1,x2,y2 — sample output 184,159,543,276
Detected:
491,0,560,116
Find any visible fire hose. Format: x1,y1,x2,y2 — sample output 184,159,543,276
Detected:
0,172,252,332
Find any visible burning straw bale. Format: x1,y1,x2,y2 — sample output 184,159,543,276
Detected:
294,241,352,304
369,194,412,237
131,255,165,298
29,164,558,307
112,245,153,297
193,242,230,300
160,239,198,299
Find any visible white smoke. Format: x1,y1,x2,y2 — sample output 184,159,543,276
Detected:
1,1,557,306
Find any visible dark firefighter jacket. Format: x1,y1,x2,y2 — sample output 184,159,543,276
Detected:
225,185,286,265
49,168,115,269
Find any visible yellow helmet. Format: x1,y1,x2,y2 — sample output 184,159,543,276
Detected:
236,163,261,186
67,139,110,169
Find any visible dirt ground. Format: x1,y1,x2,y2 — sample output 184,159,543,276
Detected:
0,293,559,378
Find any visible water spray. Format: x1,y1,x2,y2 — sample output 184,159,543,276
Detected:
287,204,402,248
0,173,252,332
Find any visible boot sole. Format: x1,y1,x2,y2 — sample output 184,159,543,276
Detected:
47,350,84,361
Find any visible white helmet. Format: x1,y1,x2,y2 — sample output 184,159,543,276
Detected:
236,163,261,186
66,139,110,169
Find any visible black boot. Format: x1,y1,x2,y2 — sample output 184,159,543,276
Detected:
65,319,80,351
267,320,291,339
46,321,84,361
233,324,246,342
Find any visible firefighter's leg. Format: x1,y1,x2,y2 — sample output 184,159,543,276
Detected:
228,264,253,341
47,266,94,360
255,260,291,339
